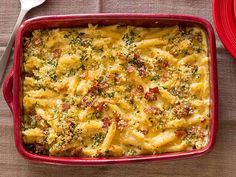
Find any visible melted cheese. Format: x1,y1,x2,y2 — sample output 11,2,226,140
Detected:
22,25,210,157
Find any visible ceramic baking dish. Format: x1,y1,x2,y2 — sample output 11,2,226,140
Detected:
2,14,218,165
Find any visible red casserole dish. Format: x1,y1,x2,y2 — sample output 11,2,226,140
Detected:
213,0,236,59
2,14,218,165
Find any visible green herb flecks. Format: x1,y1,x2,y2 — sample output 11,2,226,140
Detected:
122,30,136,46
92,133,106,147
150,75,160,81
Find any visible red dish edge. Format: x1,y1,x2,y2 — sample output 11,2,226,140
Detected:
234,0,236,19
3,13,218,165
213,0,236,59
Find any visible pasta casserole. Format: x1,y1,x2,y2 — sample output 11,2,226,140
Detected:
22,24,210,157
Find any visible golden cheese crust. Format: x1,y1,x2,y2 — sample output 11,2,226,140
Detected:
22,24,210,157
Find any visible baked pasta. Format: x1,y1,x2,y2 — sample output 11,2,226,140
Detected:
22,24,210,157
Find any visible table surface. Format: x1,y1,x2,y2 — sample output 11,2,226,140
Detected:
0,0,236,177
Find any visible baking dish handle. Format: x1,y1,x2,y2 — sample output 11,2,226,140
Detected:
3,69,14,112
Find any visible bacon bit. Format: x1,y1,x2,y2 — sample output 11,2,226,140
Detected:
149,52,155,58
144,106,161,115
114,116,120,123
98,82,109,89
96,150,104,157
140,129,149,135
59,85,68,92
134,53,140,59
201,118,207,123
26,144,36,153
170,46,180,56
144,92,157,101
162,60,169,68
34,114,42,121
80,95,96,109
175,129,187,138
52,48,62,58
130,54,146,76
69,122,76,129
149,87,159,93
198,130,206,139
91,62,97,67
80,96,87,104
116,119,128,131
188,127,205,140
33,38,42,46
155,59,169,68
71,147,82,156
108,73,119,83
188,126,197,134
144,87,159,101
94,102,106,112
66,118,75,126
117,53,127,61
35,143,45,153
24,40,30,49
89,81,108,94
137,67,146,76
161,72,170,82
108,73,116,79
173,103,193,118
127,66,135,73
89,84,99,93
28,109,36,116
61,103,70,111
102,115,127,131
102,117,112,128
43,129,48,134
136,61,145,68
80,72,87,79
137,85,144,93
